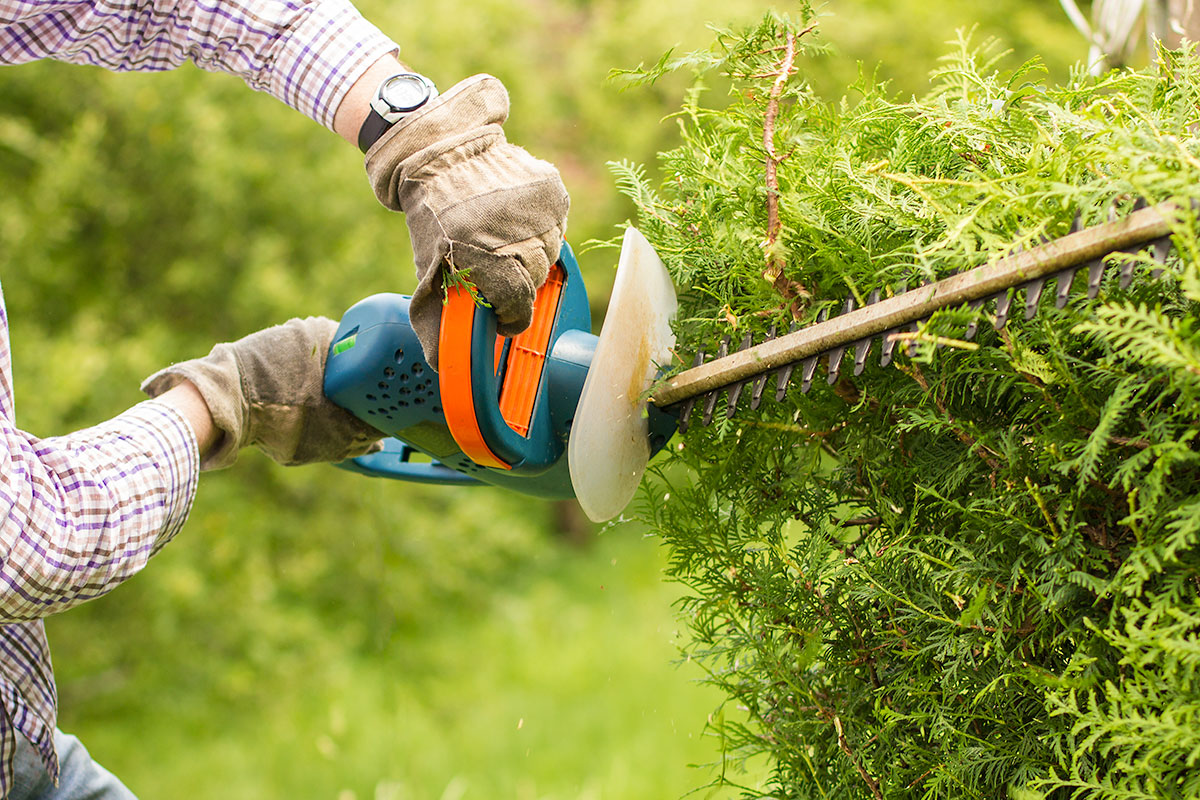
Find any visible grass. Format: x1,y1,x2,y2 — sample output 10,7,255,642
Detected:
50,520,762,799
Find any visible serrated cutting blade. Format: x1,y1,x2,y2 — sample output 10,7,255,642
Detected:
651,199,1185,422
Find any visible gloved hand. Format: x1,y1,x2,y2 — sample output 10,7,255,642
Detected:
365,74,570,371
141,317,384,470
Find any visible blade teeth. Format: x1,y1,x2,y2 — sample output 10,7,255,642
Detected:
1150,235,1171,280
772,323,801,402
1087,258,1105,299
700,337,730,425
701,389,720,425
774,362,796,401
724,382,747,418
772,323,800,401
880,328,899,366
749,372,770,410
964,299,984,340
801,310,830,393
880,284,906,367
1152,235,1171,262
674,349,706,433
1024,278,1045,320
723,333,754,418
1119,257,1135,290
749,326,777,411
993,290,1013,330
801,356,819,393
1055,268,1075,309
677,399,694,433
853,289,879,374
826,349,845,384
825,298,855,384
853,337,872,375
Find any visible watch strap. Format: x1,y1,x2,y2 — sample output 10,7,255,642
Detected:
357,108,394,153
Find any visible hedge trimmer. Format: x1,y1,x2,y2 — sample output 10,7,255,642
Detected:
323,199,1182,522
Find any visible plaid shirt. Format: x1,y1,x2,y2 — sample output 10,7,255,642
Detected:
0,0,397,130
0,290,198,793
0,1,398,792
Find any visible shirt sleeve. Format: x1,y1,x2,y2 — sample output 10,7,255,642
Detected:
0,0,398,130
0,400,199,622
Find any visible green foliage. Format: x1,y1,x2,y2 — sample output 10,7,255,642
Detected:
0,0,788,794
0,0,1090,795
625,10,1200,799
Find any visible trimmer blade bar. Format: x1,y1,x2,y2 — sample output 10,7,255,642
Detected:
654,199,1188,427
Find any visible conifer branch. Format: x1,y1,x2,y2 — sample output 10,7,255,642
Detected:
625,12,1200,799
832,714,883,799
760,24,815,315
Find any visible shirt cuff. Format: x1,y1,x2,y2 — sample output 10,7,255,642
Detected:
270,0,399,131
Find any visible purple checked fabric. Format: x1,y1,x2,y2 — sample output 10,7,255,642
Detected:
0,1,399,793
0,285,198,794
0,0,397,129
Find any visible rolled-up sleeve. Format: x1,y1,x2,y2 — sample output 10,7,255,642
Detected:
0,400,198,621
0,0,398,130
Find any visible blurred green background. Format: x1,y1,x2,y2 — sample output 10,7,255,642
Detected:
0,1,1094,797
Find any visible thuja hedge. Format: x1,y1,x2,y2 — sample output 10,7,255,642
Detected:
622,12,1200,800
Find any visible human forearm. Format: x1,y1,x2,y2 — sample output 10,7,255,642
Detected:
154,380,219,459
332,53,409,146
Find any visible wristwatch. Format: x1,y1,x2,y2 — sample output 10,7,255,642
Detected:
357,72,439,153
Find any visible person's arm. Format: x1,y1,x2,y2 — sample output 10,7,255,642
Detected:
0,396,200,621
157,380,219,456
332,52,407,145
0,0,570,370
0,312,378,621
0,0,397,131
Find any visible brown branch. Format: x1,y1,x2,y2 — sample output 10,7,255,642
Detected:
839,515,883,528
970,617,1037,636
762,29,797,283
895,362,1004,472
1110,436,1152,450
982,577,1026,596
833,714,884,800
758,25,819,319
906,767,934,790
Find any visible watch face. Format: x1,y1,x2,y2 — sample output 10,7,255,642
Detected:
379,74,434,115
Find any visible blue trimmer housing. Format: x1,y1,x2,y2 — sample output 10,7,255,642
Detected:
324,244,676,500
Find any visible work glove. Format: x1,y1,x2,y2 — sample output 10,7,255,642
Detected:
365,74,570,371
141,317,384,470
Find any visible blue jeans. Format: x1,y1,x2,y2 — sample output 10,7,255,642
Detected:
10,730,136,800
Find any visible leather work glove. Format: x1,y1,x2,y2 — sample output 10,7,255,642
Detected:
365,74,570,371
142,318,384,470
